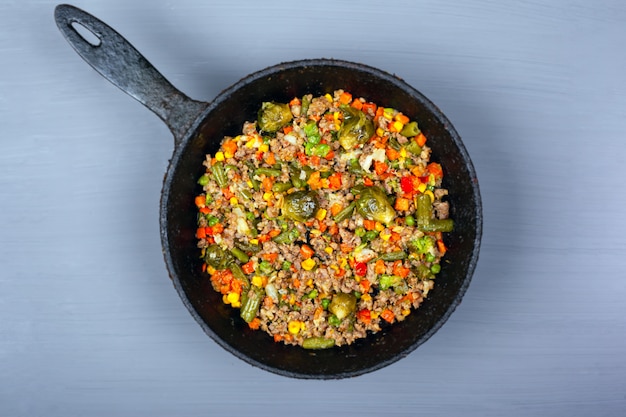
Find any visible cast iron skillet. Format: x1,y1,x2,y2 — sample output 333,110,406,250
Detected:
55,4,482,379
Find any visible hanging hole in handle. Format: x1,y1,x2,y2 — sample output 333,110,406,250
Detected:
71,21,102,47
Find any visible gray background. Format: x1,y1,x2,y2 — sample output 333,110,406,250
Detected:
2,1,625,416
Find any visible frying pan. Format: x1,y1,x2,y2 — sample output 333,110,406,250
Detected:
54,4,482,379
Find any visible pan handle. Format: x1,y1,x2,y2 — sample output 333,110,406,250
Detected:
54,4,209,146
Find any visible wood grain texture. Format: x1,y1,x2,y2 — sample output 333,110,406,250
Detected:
1,1,625,416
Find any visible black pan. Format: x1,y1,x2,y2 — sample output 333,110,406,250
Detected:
55,4,482,379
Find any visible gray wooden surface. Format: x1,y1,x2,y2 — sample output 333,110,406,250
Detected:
2,1,625,416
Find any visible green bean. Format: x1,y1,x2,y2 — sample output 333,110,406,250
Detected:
230,247,249,263
388,136,401,151
348,158,365,175
211,161,228,188
333,201,356,223
418,219,454,232
416,194,454,232
379,251,407,261
302,337,335,350
230,263,250,288
235,240,261,254
272,181,293,193
258,261,273,275
240,286,264,323
301,95,311,115
254,167,282,177
238,187,253,202
273,228,299,244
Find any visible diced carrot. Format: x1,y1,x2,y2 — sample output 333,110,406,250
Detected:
392,261,410,279
361,102,377,116
265,151,276,166
394,197,410,211
360,279,371,293
196,227,206,239
381,309,395,323
262,177,273,192
248,317,261,330
395,113,410,124
195,195,206,208
300,244,315,259
335,268,346,278
289,97,301,106
356,308,371,324
363,219,377,231
273,334,283,343
374,259,386,274
350,99,363,110
283,125,293,135
328,172,342,189
318,221,328,233
292,278,301,289
389,232,401,243
324,150,335,161
437,239,447,255
307,171,322,190
268,229,282,238
328,224,339,235
310,155,321,167
222,187,234,200
199,206,211,214
242,261,255,275
416,132,427,147
363,177,374,186
427,162,444,179
222,140,238,156
373,161,388,176
330,203,343,217
375,106,384,120
340,243,353,253
339,91,352,104
386,147,400,161
262,252,279,262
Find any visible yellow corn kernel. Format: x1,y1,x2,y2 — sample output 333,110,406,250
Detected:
333,111,340,120
306,278,314,287
339,258,348,268
417,183,427,193
301,258,316,271
315,208,327,221
361,293,372,302
392,226,404,233
224,151,234,159
383,108,394,119
227,292,240,305
215,151,225,161
370,311,380,319
206,265,216,275
399,147,407,158
259,143,269,153
402,309,411,316
288,320,302,335
249,238,259,245
245,138,256,148
246,180,254,188
330,264,339,271
324,246,333,255
392,121,404,132
376,127,385,137
380,231,392,241
263,192,273,201
229,197,238,205
429,174,436,185
310,229,322,237
222,294,230,304
324,93,333,102
251,276,264,287
374,222,385,232
425,190,435,203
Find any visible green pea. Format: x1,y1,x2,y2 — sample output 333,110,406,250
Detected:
405,215,415,227
431,264,441,274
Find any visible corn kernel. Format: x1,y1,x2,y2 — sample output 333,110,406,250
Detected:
361,293,372,302
417,183,427,193
263,192,272,201
324,93,333,102
402,309,411,316
324,247,333,255
301,258,316,271
227,292,240,305
425,190,435,202
330,264,339,271
215,151,225,161
206,265,216,275
392,121,404,132
376,127,385,137
370,311,380,319
380,231,391,241
251,276,264,287
399,148,407,158
288,320,302,335
245,138,256,148
333,112,340,120
383,108,394,119
224,151,234,159
306,278,313,287
429,174,436,186
374,222,385,232
249,238,259,245
259,143,269,153
246,180,254,188
339,258,348,268
229,197,238,205
315,208,327,221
